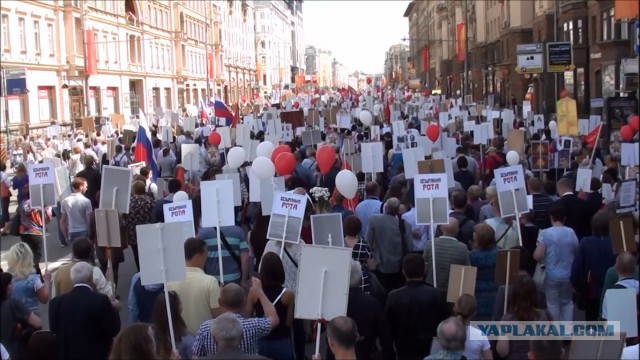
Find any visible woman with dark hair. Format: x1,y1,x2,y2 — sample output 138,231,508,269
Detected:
125,180,155,272
109,323,162,360
496,273,551,359
470,224,498,320
0,270,42,359
245,253,294,360
570,210,617,321
152,292,195,359
343,215,375,294
248,203,271,270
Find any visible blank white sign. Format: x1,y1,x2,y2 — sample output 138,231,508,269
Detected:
200,180,235,228
137,222,191,286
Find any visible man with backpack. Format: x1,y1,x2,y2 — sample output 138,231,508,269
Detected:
139,167,159,200
110,145,129,167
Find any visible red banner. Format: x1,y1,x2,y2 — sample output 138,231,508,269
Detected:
207,53,215,79
422,47,429,72
456,22,466,62
85,30,98,75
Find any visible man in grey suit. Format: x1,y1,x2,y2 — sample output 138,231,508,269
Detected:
423,217,470,289
365,197,413,293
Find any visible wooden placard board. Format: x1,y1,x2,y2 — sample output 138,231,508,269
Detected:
506,128,525,155
495,249,521,286
280,110,305,129
307,109,320,126
122,129,136,147
418,159,445,174
568,332,626,359
82,117,95,134
95,209,122,248
111,114,125,129
446,265,477,303
610,217,637,254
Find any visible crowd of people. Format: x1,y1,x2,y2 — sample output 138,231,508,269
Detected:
0,96,638,360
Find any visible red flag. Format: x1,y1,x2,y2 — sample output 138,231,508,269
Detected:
584,124,601,148
232,101,240,128
85,30,98,75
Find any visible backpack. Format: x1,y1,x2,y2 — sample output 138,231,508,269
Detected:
144,182,155,200
112,153,127,167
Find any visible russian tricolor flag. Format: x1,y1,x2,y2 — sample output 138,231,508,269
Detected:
133,111,159,180
208,99,236,127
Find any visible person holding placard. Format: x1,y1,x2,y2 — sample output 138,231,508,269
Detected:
453,294,492,360
17,185,52,277
386,254,445,360
198,224,250,287
60,177,93,245
424,218,470,290
555,178,591,240
533,202,579,322
192,280,278,357
167,238,221,334
470,224,498,320
244,253,294,360
76,155,102,209
151,291,195,360
484,200,519,251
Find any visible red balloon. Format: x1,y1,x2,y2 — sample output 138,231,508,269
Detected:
405,94,412,101
316,145,336,175
389,95,395,102
271,144,291,163
426,124,440,142
293,101,300,109
275,152,295,176
241,96,247,103
366,77,372,84
630,115,639,132
208,131,221,147
310,98,316,106
620,125,634,142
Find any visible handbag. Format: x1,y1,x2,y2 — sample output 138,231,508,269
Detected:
533,262,546,289
368,271,387,298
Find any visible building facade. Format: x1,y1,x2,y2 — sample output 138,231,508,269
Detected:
1,0,225,135
220,0,256,103
332,59,348,88
305,45,318,75
384,44,410,87
254,0,305,97
317,49,333,88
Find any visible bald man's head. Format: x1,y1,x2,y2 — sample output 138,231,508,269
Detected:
327,316,358,351
615,251,637,277
219,283,245,311
293,187,306,195
440,217,459,237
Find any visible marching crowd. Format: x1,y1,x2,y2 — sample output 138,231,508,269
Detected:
0,103,639,360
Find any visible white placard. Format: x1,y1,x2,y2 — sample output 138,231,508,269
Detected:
27,163,55,185
43,157,62,168
578,119,589,135
161,126,172,142
413,173,450,225
54,166,71,201
621,143,639,166
260,177,286,215
99,165,133,213
183,116,197,132
576,168,593,192
216,172,242,206
218,126,232,148
402,147,424,179
602,288,638,337
294,245,351,321
271,191,306,219
311,213,345,247
137,222,191,286
200,180,235,227
361,142,384,173
181,144,200,172
589,115,601,132
248,166,261,202
163,200,194,224
494,165,526,192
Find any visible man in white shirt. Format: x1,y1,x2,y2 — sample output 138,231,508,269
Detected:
139,167,159,200
401,202,430,253
60,177,93,244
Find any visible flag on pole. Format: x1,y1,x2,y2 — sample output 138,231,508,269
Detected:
133,111,159,180
584,124,601,148
209,98,235,127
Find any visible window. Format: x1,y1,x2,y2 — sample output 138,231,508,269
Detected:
590,16,596,43
577,19,583,45
2,15,10,51
159,45,164,69
164,88,172,110
602,9,613,41
37,87,56,121
110,35,118,63
18,18,26,52
47,24,54,55
32,21,41,54
102,34,108,63
621,20,630,39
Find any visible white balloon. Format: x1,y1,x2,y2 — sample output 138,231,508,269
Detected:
360,110,373,126
227,146,246,169
173,191,189,202
256,141,274,158
358,96,364,102
252,156,275,179
506,150,520,166
549,120,557,130
335,169,358,199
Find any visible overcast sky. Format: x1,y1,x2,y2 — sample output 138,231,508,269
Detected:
303,0,411,74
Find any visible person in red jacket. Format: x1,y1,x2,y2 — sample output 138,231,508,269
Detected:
483,146,504,184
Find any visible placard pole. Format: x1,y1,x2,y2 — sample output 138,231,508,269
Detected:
459,267,465,299
503,251,511,316
156,224,177,351
429,194,437,288
620,221,627,252
40,184,48,270
327,233,333,247
215,186,225,285
314,268,327,357
510,188,523,247
279,209,290,259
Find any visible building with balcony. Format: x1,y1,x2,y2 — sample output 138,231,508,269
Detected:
220,0,256,103
255,0,304,97
384,44,410,87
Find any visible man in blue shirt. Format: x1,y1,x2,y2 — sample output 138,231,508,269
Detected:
355,182,382,238
197,225,250,287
